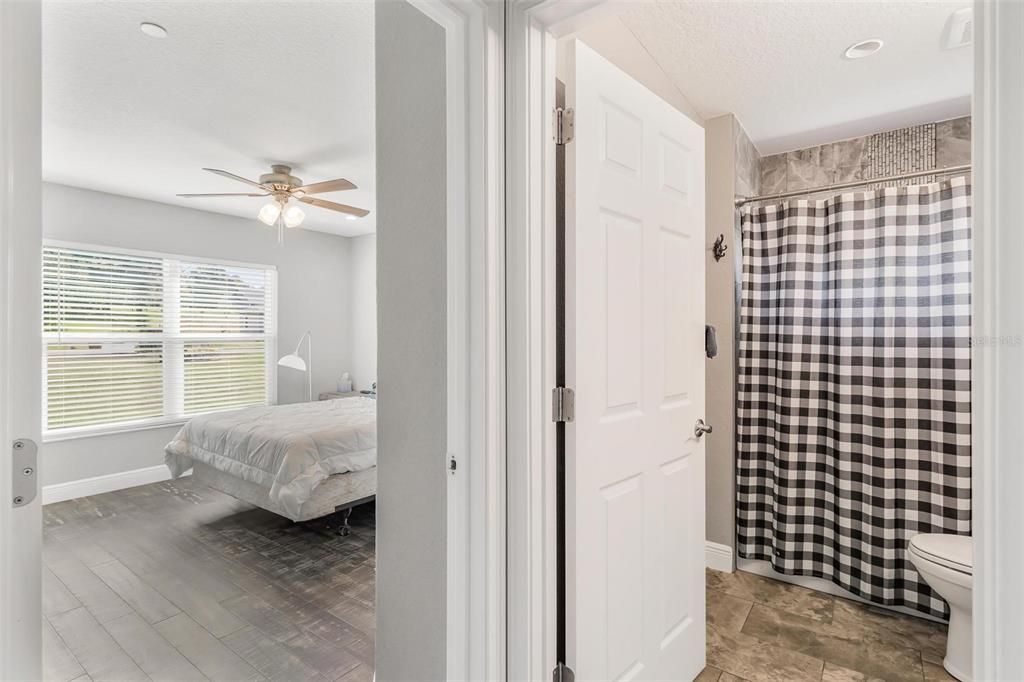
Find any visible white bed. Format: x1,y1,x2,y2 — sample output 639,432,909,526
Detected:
165,396,377,525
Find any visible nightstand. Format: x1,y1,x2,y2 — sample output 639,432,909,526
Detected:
318,391,362,401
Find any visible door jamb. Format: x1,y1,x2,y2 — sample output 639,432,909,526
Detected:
505,2,614,680
971,1,1024,679
0,2,43,680
406,1,506,679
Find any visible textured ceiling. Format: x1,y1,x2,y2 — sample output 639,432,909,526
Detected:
618,1,972,154
43,1,376,237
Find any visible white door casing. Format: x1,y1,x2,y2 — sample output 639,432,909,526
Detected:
565,40,706,681
0,1,43,680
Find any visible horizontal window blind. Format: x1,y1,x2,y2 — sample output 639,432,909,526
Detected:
46,342,164,430
43,244,277,437
43,248,164,335
181,340,269,414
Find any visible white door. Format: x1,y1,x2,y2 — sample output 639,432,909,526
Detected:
0,1,43,680
565,40,706,681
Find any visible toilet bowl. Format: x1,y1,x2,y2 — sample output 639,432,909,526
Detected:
907,534,973,682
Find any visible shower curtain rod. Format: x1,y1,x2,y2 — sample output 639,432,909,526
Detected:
734,163,972,207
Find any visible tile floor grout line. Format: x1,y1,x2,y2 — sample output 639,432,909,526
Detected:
43,611,89,682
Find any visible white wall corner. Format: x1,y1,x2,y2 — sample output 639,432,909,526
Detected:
705,540,734,573
41,465,174,505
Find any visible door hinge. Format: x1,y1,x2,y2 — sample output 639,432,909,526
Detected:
11,438,38,507
553,107,574,145
553,662,575,682
552,386,575,423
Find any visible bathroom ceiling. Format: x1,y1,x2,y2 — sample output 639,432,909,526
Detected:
43,1,376,237
617,1,972,155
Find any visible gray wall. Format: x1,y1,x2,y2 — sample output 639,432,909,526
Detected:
350,234,377,392
41,183,356,486
704,114,759,551
374,2,447,679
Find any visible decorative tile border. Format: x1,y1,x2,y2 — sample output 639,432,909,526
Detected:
758,116,971,196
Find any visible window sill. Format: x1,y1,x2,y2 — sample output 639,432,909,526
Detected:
42,418,188,443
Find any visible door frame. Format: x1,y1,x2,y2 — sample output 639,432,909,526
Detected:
505,3,625,680
0,2,505,680
0,2,42,681
506,1,1020,681
405,2,504,679
970,1,1024,679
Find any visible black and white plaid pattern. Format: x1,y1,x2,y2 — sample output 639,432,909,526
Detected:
736,176,972,619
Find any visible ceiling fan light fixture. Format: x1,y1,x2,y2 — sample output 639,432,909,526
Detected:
283,205,306,228
257,202,281,226
179,165,369,239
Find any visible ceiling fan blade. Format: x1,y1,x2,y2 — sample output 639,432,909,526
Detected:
298,195,370,217
202,168,270,191
294,178,356,195
177,192,269,197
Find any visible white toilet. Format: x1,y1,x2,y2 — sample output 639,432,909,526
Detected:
908,533,973,682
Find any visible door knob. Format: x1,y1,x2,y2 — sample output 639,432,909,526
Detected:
694,419,713,439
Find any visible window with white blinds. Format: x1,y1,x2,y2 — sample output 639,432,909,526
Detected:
43,243,277,437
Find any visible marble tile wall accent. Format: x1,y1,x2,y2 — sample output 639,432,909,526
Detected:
734,118,761,198
758,116,971,197
936,117,972,168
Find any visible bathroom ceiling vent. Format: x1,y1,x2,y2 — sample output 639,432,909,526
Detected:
944,7,972,50
844,39,884,60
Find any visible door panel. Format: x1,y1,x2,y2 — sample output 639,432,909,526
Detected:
566,39,706,682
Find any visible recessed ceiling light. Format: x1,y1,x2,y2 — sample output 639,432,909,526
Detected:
140,22,167,39
843,38,884,60
844,38,883,60
346,215,358,221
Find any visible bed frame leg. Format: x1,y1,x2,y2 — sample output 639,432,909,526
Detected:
338,507,352,537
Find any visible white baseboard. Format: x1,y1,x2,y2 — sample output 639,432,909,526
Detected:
705,541,734,572
42,464,172,505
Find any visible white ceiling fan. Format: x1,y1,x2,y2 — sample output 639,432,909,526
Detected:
178,164,370,242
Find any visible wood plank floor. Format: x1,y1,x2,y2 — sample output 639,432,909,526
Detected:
43,477,375,682
44,478,954,682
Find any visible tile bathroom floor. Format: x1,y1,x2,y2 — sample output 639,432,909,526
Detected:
701,568,956,682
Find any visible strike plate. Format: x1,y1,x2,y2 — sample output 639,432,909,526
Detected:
12,439,38,507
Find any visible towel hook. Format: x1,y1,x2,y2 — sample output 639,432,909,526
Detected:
713,234,728,262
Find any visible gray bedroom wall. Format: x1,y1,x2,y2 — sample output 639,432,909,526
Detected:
40,182,357,486
374,1,447,680
350,234,377,392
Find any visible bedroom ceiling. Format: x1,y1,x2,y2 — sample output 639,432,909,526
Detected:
43,1,376,237
617,1,972,154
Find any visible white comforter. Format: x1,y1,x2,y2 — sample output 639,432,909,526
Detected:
165,397,376,517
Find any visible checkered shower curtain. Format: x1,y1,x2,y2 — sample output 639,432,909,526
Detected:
736,176,972,619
